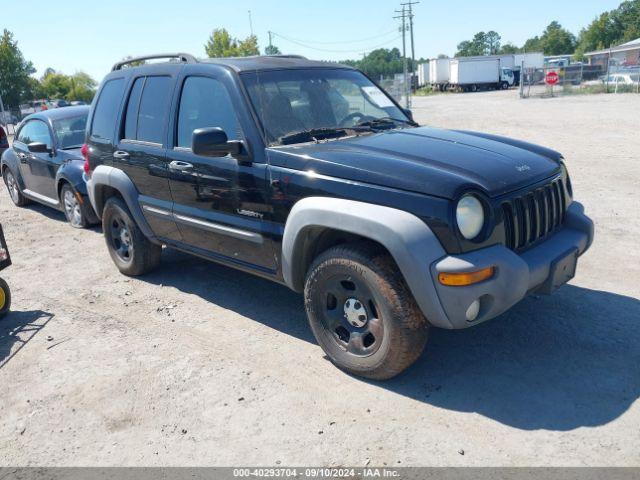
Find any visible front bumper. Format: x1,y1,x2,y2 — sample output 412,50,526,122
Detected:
429,202,593,329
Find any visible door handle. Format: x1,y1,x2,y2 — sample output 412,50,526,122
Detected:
113,150,130,160
168,160,194,171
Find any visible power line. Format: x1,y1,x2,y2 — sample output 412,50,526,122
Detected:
269,29,399,46
271,32,402,54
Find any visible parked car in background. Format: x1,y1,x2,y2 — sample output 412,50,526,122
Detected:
585,73,640,86
70,100,87,106
50,99,71,108
19,100,50,117
1,106,98,228
83,53,593,379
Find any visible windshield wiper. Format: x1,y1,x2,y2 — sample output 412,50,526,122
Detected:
278,127,353,145
355,117,418,129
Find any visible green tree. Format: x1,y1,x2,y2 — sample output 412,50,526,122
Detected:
205,28,260,58
575,0,640,58
265,44,281,55
455,31,502,56
40,70,72,99
67,72,97,102
522,21,576,55
0,29,36,107
499,42,520,54
485,31,502,54
237,35,259,56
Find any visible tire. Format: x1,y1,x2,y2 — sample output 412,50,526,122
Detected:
60,183,91,229
3,168,30,207
470,84,478,93
304,242,430,380
501,82,509,90
0,277,11,319
102,196,161,276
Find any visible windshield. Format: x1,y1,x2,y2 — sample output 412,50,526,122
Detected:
53,114,87,149
242,68,411,145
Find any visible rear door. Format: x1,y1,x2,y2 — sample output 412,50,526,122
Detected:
165,71,276,271
114,74,181,241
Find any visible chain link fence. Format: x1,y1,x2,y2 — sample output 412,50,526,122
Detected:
520,63,640,98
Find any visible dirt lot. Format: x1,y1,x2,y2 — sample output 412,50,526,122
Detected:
1,91,639,466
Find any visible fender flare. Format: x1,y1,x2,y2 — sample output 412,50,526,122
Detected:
87,164,159,243
56,164,88,197
282,197,453,328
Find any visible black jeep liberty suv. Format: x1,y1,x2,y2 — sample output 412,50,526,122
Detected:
84,53,594,379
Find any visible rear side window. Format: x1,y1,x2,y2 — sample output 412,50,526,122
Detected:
176,76,241,148
91,78,124,142
123,76,172,145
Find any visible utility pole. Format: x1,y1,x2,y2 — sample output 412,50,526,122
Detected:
394,6,409,108
248,10,254,36
402,1,419,96
268,31,273,50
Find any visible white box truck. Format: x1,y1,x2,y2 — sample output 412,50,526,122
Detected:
448,57,515,92
417,63,429,87
429,58,450,90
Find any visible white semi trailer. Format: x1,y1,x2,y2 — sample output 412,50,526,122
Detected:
417,62,430,87
448,57,514,92
429,58,450,90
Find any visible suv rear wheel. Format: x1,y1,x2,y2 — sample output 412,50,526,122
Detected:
304,243,429,380
102,196,161,276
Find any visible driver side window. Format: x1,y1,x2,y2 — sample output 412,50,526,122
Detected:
176,76,241,149
17,120,52,149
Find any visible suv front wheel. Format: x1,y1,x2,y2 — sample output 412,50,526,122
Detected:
304,243,430,380
102,196,161,276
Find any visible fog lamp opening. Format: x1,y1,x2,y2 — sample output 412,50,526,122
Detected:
438,266,495,287
465,300,481,322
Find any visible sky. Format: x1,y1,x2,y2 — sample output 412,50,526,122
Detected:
3,0,623,81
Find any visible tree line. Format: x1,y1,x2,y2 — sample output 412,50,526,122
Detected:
455,0,640,59
0,29,96,109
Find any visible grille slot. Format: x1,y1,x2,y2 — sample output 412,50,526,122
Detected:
501,178,567,252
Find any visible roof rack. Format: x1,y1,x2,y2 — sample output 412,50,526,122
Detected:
263,54,308,59
112,53,197,71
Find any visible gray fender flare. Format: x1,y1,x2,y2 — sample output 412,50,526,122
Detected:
282,197,453,329
88,164,159,243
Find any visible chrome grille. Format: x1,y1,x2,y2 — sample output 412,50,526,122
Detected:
502,178,567,251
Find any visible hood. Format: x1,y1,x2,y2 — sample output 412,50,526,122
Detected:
267,127,562,199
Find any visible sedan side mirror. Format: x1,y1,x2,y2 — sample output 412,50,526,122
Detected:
192,127,242,158
27,142,51,154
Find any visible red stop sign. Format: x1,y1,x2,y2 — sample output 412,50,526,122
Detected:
546,71,559,86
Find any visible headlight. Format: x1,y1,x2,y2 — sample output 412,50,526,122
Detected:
456,195,485,240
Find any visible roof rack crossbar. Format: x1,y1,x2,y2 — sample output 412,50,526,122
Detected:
112,53,197,71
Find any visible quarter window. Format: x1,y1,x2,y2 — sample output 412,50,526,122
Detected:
91,78,124,142
176,76,241,149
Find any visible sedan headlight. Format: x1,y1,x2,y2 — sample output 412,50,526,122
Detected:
456,195,485,240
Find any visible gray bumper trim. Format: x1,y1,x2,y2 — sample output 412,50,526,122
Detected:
431,202,594,329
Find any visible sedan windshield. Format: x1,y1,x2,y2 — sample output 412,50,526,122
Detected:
242,68,413,145
53,114,88,149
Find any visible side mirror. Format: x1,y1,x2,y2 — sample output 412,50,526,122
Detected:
402,108,414,121
192,127,242,158
27,142,51,154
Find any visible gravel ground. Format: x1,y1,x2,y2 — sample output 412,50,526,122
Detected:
0,90,639,466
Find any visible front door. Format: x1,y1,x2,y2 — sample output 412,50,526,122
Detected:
14,119,59,204
166,74,276,272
